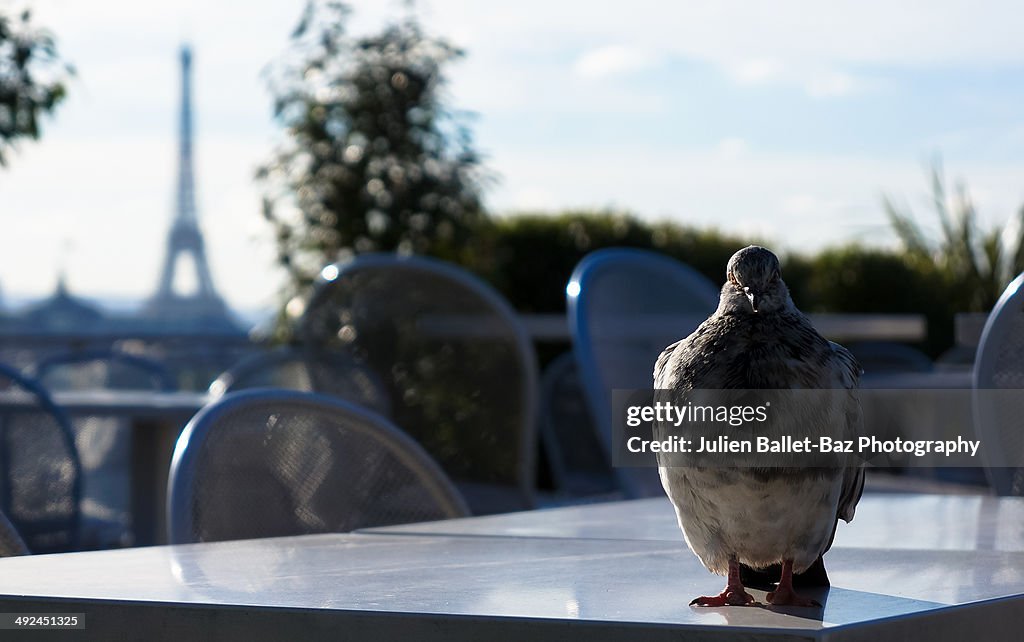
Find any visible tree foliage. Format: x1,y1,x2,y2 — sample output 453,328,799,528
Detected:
0,9,69,166
884,162,1024,311
259,0,487,304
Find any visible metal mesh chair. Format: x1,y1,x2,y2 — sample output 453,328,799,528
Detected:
537,352,616,498
0,509,29,557
567,248,721,498
167,389,470,544
300,254,539,514
0,362,81,553
208,346,391,416
34,349,176,392
31,349,172,549
974,273,1024,495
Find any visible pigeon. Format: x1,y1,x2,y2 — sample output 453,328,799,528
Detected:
653,245,864,607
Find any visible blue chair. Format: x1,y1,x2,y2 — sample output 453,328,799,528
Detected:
167,389,469,544
567,248,720,497
537,352,616,498
300,254,539,514
0,362,81,553
974,272,1024,495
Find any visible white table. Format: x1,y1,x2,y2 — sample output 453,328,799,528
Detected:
364,494,1024,551
0,494,1019,640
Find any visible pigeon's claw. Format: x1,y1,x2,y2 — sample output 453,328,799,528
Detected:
766,559,822,608
690,556,762,607
690,588,759,607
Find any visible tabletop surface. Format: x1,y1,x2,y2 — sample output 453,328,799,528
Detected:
0,532,1016,621
0,494,1020,640
363,493,1024,552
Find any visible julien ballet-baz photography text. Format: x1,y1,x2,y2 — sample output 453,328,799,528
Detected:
612,388,1023,469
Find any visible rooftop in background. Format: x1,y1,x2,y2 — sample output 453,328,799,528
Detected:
0,278,245,337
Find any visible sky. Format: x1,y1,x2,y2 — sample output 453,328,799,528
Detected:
2,0,1024,315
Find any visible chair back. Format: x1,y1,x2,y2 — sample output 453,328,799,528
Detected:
567,248,720,497
0,509,28,557
35,349,175,392
300,254,538,513
167,389,470,544
0,362,81,552
33,348,172,549
209,346,392,416
974,273,1024,494
537,352,616,497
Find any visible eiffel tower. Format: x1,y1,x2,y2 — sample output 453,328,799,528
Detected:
142,45,236,330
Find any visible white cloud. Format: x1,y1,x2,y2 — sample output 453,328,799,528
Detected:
417,0,1024,68
727,58,866,98
728,58,785,85
484,143,1024,250
417,0,1021,101
804,70,859,98
714,137,749,161
573,45,660,79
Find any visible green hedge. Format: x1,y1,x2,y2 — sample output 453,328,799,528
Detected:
462,211,750,313
783,246,952,354
454,211,956,356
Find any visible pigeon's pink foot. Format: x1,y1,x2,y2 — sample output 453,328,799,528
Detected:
690,588,758,607
691,556,761,607
767,560,822,607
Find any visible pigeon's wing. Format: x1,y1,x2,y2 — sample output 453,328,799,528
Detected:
653,339,682,388
816,341,865,557
653,317,719,391
829,341,865,523
652,339,685,444
836,393,865,522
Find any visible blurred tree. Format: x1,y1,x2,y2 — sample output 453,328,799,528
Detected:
884,162,1024,311
259,0,487,326
0,8,70,166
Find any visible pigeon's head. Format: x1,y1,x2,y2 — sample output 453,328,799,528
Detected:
723,246,791,314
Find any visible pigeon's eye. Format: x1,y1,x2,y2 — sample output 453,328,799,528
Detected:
728,272,739,286
770,270,780,282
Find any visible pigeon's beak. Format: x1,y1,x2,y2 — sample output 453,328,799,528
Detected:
744,287,759,313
